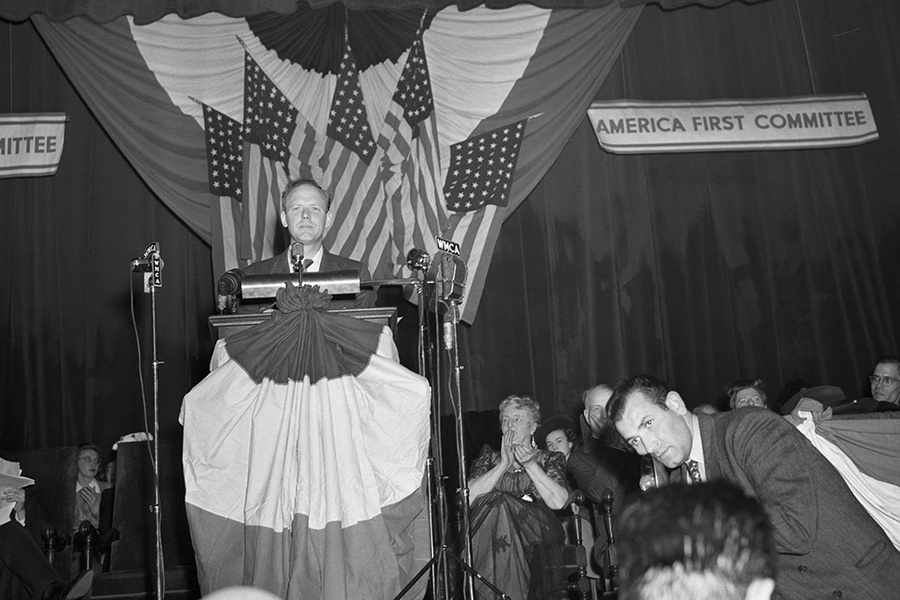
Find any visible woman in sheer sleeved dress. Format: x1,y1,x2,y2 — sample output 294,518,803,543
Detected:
466,395,569,600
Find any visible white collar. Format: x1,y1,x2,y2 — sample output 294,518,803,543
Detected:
284,246,324,273
687,413,707,482
76,479,101,493
304,246,324,273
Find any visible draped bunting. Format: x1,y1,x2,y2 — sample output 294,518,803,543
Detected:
180,287,432,598
31,4,642,322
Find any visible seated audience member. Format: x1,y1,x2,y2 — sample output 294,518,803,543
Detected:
692,403,718,415
617,480,776,600
869,354,900,405
726,379,767,410
240,178,375,310
540,415,578,462
73,444,108,531
467,395,569,600
541,409,633,580
1,486,93,600
577,384,642,510
98,450,116,541
580,385,620,453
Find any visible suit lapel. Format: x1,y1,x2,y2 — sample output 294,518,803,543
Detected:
696,413,721,480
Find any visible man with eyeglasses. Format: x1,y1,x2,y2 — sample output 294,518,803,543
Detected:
870,354,900,405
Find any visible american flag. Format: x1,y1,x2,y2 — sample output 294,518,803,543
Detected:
379,32,449,272
327,48,377,165
201,102,246,275
443,119,528,212
243,49,297,166
320,44,391,278
203,103,243,197
240,50,296,262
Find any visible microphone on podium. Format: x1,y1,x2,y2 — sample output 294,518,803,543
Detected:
290,242,305,274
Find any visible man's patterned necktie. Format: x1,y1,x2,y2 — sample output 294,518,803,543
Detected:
685,459,702,484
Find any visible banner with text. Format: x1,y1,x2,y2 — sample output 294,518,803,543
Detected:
0,113,67,178
588,95,878,154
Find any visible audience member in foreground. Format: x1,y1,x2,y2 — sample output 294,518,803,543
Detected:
1,487,93,600
608,374,900,600
467,395,568,600
617,480,776,600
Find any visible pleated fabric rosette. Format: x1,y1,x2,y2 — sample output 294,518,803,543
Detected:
180,285,432,600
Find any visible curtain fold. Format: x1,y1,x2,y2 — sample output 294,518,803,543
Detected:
458,0,900,415
0,0,765,25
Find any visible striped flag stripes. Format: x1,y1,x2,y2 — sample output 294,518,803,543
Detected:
200,102,248,275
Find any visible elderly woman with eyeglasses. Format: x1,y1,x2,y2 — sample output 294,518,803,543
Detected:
725,378,768,410
466,395,569,600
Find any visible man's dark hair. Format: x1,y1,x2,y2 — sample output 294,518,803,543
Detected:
874,354,900,370
280,178,332,212
607,374,670,424
618,480,776,600
726,378,768,409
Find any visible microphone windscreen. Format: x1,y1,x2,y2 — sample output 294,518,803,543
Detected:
218,269,242,296
406,248,431,272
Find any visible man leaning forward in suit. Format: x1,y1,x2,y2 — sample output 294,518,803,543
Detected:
607,373,900,600
241,178,376,309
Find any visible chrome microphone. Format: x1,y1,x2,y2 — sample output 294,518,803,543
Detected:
406,248,432,272
290,242,305,274
130,242,159,272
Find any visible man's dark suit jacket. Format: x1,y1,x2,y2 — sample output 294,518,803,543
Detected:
240,248,376,310
696,408,900,600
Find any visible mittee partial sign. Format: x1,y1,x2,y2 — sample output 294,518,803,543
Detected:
0,113,67,178
588,94,877,154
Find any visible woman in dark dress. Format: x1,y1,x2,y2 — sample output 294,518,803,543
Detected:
466,395,569,600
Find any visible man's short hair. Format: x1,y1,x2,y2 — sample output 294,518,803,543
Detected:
581,384,612,408
618,480,776,600
874,354,900,370
280,178,332,212
607,374,670,423
726,378,768,409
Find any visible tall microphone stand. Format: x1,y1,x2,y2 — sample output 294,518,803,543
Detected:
442,300,477,600
130,244,165,600
393,298,509,600
150,272,164,600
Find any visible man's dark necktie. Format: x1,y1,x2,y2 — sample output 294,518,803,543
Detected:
292,258,314,274
685,459,702,484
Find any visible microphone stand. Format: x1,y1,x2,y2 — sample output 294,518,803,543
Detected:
148,256,165,600
131,244,165,600
443,300,477,600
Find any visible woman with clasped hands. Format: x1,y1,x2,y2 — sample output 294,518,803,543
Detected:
466,395,569,600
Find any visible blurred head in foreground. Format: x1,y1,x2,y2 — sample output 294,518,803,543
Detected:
618,480,776,600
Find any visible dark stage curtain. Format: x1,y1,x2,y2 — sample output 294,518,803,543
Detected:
0,20,216,453
0,0,764,25
3,0,899,454
457,0,900,417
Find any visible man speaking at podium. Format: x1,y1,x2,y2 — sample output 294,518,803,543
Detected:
242,178,376,309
